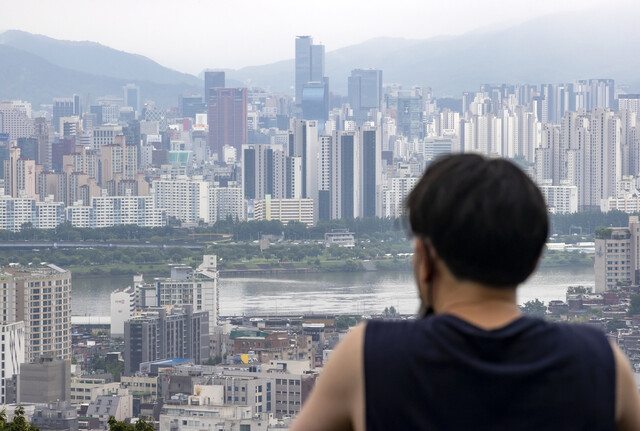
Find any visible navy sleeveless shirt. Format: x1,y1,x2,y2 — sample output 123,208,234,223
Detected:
364,315,615,430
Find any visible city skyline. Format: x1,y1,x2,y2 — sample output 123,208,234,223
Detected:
0,0,618,73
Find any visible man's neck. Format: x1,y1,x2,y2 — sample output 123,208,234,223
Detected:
435,279,522,330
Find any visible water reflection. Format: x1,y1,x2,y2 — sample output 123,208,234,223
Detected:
72,266,595,317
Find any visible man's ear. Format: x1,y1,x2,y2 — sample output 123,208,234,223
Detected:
413,239,432,285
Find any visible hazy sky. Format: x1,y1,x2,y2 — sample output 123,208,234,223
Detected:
0,0,613,75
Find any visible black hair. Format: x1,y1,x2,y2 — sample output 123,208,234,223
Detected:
406,154,548,287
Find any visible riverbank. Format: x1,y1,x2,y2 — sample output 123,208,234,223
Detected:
65,254,592,278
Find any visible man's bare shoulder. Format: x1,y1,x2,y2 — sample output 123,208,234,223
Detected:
611,342,640,430
290,322,366,431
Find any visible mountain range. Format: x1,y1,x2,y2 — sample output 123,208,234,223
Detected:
1,8,639,108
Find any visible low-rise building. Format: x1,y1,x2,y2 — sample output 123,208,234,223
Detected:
19,353,71,403
248,195,314,226
70,374,115,405
32,401,79,431
324,230,355,248
85,389,133,429
120,375,160,404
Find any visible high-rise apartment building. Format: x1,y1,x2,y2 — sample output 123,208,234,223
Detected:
574,109,621,210
4,146,37,199
242,144,287,201
124,306,210,375
0,101,34,141
154,256,219,331
292,120,319,206
99,134,137,187
594,216,640,292
209,185,244,223
2,264,72,362
152,177,209,224
382,176,419,218
208,88,248,162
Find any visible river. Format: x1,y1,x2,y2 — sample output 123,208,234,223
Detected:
71,266,594,317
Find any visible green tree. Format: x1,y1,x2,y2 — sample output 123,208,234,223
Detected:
606,319,627,333
521,299,547,318
335,315,358,330
107,416,154,431
0,406,40,431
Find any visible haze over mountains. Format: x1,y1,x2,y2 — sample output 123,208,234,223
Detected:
1,8,639,108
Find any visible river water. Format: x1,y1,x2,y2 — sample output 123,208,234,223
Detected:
72,266,594,317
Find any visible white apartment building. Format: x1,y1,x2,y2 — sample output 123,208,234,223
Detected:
0,101,33,141
34,196,65,229
153,177,209,225
601,195,640,213
0,322,25,404
154,255,219,331
382,176,419,218
91,193,165,228
65,202,92,228
540,184,578,214
154,178,244,225
209,186,244,223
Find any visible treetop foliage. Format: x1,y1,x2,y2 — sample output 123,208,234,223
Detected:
0,407,39,431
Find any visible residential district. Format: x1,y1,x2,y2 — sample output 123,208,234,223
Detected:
2,37,640,232
0,237,634,431
1,34,640,430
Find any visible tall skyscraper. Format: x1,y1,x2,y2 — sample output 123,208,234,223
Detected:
396,92,424,141
295,36,325,108
348,69,383,124
360,127,381,218
52,98,75,133
204,71,226,103
331,130,360,219
292,120,319,219
123,84,140,115
302,80,329,126
208,88,248,162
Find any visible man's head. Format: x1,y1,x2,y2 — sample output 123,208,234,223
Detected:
406,154,548,288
